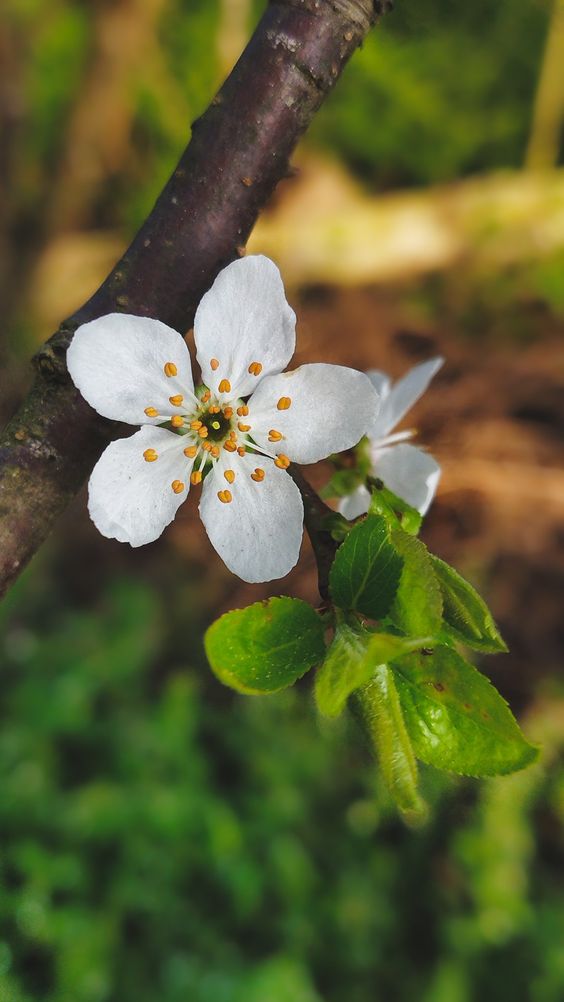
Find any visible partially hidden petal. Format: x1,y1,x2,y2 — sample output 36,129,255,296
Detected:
248,363,379,465
88,426,193,546
338,485,371,521
199,454,304,582
67,313,194,424
373,443,441,515
194,256,296,399
370,357,444,439
366,370,392,400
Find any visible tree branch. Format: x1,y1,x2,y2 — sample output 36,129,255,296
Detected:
0,0,390,598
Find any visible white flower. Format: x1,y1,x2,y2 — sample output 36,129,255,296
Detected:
339,358,443,521
67,255,378,583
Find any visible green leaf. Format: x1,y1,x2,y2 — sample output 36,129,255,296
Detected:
329,516,403,620
205,597,326,695
392,646,538,777
315,624,431,718
389,531,443,637
368,480,423,536
430,556,507,653
354,667,427,821
320,468,364,500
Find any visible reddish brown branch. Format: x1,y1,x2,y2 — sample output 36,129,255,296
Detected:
0,0,389,597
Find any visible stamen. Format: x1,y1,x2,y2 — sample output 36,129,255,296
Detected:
238,422,251,432
143,449,158,462
237,405,249,417
190,471,202,485
169,394,183,407
198,426,209,438
251,468,265,482
202,441,212,452
223,441,237,452
209,405,221,414
224,469,235,484
217,489,233,504
210,358,219,371
171,415,184,428
248,361,262,376
211,446,220,458
237,446,246,457
223,406,233,419
218,379,231,394
229,430,237,440
171,479,185,493
277,397,292,410
274,454,290,469
190,420,202,430
164,362,178,378
184,445,198,458
144,407,159,417
201,390,211,403
268,429,283,442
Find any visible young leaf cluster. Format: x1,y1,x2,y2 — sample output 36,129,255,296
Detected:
204,485,538,818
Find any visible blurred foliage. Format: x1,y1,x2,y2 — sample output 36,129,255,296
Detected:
4,0,554,237
0,570,563,1002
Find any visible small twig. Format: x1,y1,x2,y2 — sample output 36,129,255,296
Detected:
289,466,339,599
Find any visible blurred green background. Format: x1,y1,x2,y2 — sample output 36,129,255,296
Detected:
1,1,564,1000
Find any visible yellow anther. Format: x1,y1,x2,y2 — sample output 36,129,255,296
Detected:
171,479,185,494
202,441,212,452
229,429,237,440
251,468,265,483
164,362,178,378
169,394,183,407
170,415,184,428
237,405,249,417
190,471,202,485
268,429,284,442
218,378,231,394
248,361,262,376
237,446,246,457
223,406,233,419
190,419,202,430
224,469,235,484
210,358,219,371
277,396,292,410
238,422,251,432
217,489,233,504
209,405,221,414
275,453,290,469
198,426,209,438
143,448,158,463
224,440,237,452
211,445,220,458
144,406,159,417
201,390,211,403
184,445,198,458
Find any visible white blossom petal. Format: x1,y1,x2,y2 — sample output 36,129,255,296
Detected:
199,453,304,582
367,370,392,400
369,357,443,439
194,256,296,399
373,443,441,515
247,363,379,465
67,313,194,425
88,426,193,546
338,485,371,521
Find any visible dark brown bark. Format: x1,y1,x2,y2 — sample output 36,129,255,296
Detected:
0,0,390,597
